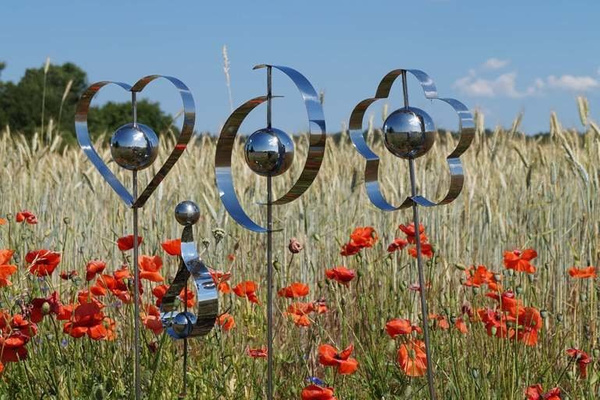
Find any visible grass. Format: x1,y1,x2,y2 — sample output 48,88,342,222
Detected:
0,105,599,399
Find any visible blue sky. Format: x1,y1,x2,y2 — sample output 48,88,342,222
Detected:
1,0,599,134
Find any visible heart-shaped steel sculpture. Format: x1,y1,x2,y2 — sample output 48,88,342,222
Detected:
349,69,475,211
75,75,195,208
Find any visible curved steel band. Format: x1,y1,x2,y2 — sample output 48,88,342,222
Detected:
349,69,474,210
160,225,218,338
75,75,195,208
215,65,326,232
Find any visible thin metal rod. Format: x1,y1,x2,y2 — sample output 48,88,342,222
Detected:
267,66,272,129
408,158,436,400
266,174,274,400
181,285,188,398
132,171,141,400
132,92,138,127
402,70,409,109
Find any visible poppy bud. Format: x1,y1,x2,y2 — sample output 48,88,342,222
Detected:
593,349,600,358
527,273,535,282
507,269,515,277
459,277,466,285
454,264,466,271
491,326,497,336
580,293,588,302
202,238,210,248
41,302,51,315
540,309,548,319
556,313,563,322
516,286,523,295
494,274,502,282
63,217,70,225
273,260,281,272
470,368,480,379
312,233,321,242
288,238,303,254
472,287,480,295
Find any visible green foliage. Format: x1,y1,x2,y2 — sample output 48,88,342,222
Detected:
87,99,174,140
0,61,173,142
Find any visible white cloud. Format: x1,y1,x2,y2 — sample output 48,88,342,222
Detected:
482,58,510,70
453,72,535,98
546,75,599,91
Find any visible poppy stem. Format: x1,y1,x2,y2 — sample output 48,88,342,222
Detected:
266,173,274,400
132,170,142,400
408,157,436,400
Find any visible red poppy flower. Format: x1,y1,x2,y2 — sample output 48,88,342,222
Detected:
277,282,309,298
325,266,355,286
454,318,468,334
208,269,232,294
92,272,133,304
398,223,428,244
284,302,315,327
85,260,106,282
216,313,235,331
313,299,328,314
486,290,522,314
0,218,7,225
116,235,143,251
514,307,543,346
26,249,61,277
429,314,450,330
178,288,195,308
0,249,14,265
387,238,409,253
142,305,163,335
340,241,361,257
350,227,378,249
227,254,235,262
301,385,337,400
385,318,421,338
10,314,38,339
233,281,259,304
138,255,164,282
16,210,37,225
161,239,181,256
0,331,29,363
397,340,428,377
62,302,113,340
566,348,592,378
568,266,596,279
29,291,62,323
477,308,515,339
464,265,501,291
503,248,537,274
247,347,267,358
318,344,359,375
152,284,168,307
525,384,561,400
0,265,17,288
408,243,434,259
59,270,78,280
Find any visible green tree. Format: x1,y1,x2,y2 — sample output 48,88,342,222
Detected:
87,99,174,140
0,62,88,137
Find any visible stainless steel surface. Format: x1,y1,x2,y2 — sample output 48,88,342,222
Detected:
110,123,159,171
382,108,435,159
348,69,475,211
244,128,295,177
75,75,196,208
409,158,436,400
160,201,218,339
215,65,327,233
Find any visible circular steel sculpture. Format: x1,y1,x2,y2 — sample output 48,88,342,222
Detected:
215,65,326,400
75,76,195,400
349,69,474,400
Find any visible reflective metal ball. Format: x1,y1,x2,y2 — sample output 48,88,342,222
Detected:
175,201,200,226
382,107,435,159
110,123,159,170
171,312,194,338
244,128,294,177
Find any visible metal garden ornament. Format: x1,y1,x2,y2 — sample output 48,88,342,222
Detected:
75,75,195,400
349,69,475,400
215,64,326,400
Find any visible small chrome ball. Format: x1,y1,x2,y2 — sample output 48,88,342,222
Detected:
244,128,294,177
171,312,194,337
174,201,200,226
110,123,159,170
382,107,435,159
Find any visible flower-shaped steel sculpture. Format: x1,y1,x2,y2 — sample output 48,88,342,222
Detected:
349,69,474,400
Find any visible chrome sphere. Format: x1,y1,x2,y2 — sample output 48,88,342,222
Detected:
174,201,200,226
382,107,435,159
244,128,294,177
170,312,194,338
110,123,159,171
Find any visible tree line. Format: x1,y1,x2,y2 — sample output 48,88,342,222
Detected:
0,61,173,144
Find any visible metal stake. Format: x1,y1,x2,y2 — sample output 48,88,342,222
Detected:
266,65,275,400
408,157,436,400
